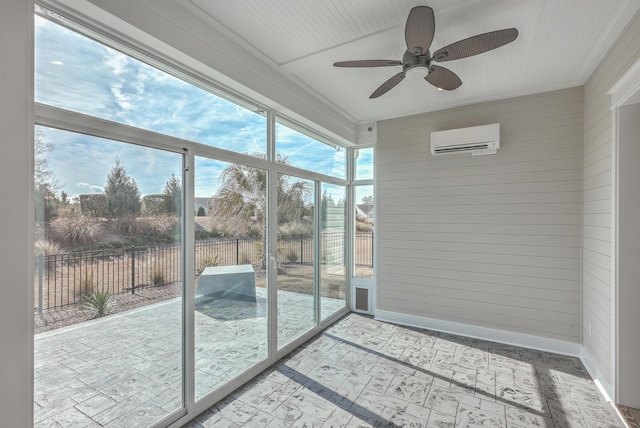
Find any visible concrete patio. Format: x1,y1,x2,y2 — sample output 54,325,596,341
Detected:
187,314,626,428
34,289,345,427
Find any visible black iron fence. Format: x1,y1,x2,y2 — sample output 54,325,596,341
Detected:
34,232,373,311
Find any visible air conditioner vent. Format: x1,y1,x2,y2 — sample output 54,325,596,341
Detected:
432,142,492,154
431,123,500,156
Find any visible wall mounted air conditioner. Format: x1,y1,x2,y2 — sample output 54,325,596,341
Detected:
431,123,500,156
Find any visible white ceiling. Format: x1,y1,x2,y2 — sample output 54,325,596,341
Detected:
172,0,640,125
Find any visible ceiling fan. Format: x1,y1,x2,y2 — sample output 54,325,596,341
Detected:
333,6,518,98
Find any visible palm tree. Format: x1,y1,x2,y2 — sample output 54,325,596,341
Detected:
212,154,311,266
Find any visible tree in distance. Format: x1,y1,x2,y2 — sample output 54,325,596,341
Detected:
104,157,141,218
164,173,182,216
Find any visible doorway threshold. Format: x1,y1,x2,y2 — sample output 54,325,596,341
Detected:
618,405,640,428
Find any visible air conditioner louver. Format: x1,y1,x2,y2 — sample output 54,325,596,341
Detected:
431,123,500,156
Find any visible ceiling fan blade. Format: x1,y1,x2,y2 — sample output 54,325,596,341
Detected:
433,28,518,62
333,60,402,68
370,72,405,98
425,65,462,91
405,6,435,55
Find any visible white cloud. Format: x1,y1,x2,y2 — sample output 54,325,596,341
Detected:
110,83,133,111
104,50,128,76
76,182,103,193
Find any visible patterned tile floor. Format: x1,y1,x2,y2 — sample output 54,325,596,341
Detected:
34,289,345,427
186,314,625,428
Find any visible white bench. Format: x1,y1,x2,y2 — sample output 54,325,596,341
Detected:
197,264,256,302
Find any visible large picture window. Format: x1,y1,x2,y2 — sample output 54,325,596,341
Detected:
35,14,267,157
353,147,374,279
275,118,346,179
33,9,350,428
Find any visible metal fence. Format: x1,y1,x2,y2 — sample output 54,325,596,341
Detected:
34,232,373,311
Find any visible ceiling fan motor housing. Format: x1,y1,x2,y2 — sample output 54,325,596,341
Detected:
402,50,432,76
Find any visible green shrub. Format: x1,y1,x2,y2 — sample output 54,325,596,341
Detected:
149,260,166,286
142,194,173,215
114,214,138,235
285,248,299,263
202,254,220,267
238,248,253,264
56,204,78,218
195,230,212,240
81,289,115,318
58,214,96,245
278,221,312,236
75,268,96,300
79,194,108,217
138,214,178,236
246,225,263,238
253,241,265,263
209,226,223,238
196,254,220,277
34,239,61,256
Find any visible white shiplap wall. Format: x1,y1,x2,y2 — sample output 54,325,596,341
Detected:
582,11,640,388
377,87,583,343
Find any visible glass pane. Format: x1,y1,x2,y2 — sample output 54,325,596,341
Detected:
275,119,346,179
33,126,183,426
354,147,374,181
355,185,374,278
321,183,346,321
35,15,267,156
193,157,268,401
277,175,316,347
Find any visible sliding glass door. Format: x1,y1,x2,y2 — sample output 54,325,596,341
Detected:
320,183,346,321
274,177,348,347
193,157,269,400
276,174,316,348
33,127,184,427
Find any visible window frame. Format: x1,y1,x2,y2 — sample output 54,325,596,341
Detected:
33,4,351,426
348,144,376,313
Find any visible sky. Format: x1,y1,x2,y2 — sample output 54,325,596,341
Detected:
35,15,366,202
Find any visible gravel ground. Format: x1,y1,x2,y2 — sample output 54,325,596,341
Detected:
34,283,182,334
34,264,368,335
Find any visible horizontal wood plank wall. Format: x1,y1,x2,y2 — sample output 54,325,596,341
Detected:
582,11,640,386
377,87,583,343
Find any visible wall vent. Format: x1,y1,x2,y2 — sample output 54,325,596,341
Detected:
355,287,370,313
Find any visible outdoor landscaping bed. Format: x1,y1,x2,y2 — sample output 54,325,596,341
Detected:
34,263,351,334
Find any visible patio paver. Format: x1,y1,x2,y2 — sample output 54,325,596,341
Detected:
34,288,345,427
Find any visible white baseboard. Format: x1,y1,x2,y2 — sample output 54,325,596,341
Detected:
580,346,614,401
374,309,582,357
580,348,630,427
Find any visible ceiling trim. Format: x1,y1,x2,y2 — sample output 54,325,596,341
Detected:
576,0,638,83
58,0,640,128
78,0,360,144
280,25,402,74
